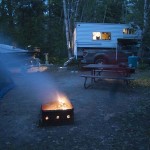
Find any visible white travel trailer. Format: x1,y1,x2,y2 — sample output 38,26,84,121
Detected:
72,22,142,64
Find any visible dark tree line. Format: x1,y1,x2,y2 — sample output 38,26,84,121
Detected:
0,0,66,57
0,0,150,58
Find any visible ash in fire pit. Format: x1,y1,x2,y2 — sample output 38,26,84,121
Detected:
40,93,74,126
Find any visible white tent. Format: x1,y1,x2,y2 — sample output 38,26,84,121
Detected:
0,59,14,98
0,44,28,53
0,44,28,97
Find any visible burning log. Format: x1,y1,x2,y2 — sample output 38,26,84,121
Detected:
40,93,74,126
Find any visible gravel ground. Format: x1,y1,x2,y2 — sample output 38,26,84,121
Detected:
0,67,150,150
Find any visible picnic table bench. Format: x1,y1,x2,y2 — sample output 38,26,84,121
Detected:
80,74,135,89
81,64,135,89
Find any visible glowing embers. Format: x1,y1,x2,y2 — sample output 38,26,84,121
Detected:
40,93,74,126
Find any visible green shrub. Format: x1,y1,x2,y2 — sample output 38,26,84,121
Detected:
138,62,149,70
48,57,68,65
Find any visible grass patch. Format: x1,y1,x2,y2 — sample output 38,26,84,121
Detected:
133,69,150,87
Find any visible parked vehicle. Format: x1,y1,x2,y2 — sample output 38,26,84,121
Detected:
72,22,142,64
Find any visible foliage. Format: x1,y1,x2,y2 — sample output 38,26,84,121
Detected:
138,62,150,70
48,56,68,64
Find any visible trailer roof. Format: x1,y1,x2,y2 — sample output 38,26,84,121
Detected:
75,22,129,26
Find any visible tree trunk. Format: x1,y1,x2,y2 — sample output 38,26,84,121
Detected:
103,5,107,23
140,0,149,57
143,0,149,34
74,0,80,22
63,0,72,58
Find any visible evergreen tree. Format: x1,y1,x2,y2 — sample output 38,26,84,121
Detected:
14,0,46,48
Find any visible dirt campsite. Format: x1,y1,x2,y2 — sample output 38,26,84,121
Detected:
0,65,150,150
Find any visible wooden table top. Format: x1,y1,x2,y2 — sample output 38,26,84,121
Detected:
83,64,122,69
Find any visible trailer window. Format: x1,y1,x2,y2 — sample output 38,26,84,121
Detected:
93,32,101,40
101,32,111,40
123,28,135,34
93,32,111,40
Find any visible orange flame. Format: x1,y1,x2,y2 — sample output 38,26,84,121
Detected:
42,92,73,111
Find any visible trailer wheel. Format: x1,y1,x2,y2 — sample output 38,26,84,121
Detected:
94,57,107,64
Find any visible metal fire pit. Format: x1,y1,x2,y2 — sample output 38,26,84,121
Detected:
40,96,74,126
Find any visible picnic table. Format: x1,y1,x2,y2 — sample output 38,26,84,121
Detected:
81,64,135,89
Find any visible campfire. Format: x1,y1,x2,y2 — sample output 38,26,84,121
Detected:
40,93,74,126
